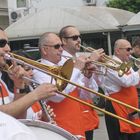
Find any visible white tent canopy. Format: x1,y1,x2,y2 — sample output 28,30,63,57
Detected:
5,6,135,40
79,6,134,26
122,11,140,32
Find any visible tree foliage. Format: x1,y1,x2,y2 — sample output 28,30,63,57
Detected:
107,0,140,13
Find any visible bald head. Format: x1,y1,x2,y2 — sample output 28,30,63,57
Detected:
114,39,131,50
114,39,132,62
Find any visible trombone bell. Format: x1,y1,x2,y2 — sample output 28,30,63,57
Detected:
4,53,74,91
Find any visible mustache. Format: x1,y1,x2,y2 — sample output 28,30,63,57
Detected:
0,53,5,57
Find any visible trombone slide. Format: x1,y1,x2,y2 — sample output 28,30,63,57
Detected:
3,53,140,128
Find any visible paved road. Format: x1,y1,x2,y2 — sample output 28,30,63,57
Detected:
94,115,109,140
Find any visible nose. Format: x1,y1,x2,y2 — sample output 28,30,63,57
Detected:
77,37,81,44
59,45,63,52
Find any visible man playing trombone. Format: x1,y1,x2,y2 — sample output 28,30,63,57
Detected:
102,39,140,140
33,31,103,139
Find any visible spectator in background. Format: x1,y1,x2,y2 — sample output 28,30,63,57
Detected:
131,37,140,108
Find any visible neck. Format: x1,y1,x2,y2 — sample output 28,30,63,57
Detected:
42,57,58,64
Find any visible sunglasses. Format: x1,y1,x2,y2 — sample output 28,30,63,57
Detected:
119,48,132,52
0,39,9,48
64,35,81,41
44,44,62,49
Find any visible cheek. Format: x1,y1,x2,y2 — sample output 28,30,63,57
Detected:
137,49,140,54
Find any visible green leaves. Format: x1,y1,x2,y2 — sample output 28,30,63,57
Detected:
107,0,140,13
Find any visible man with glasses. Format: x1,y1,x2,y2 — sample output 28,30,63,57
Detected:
58,25,106,140
102,39,140,140
33,32,99,139
131,37,140,109
0,27,57,119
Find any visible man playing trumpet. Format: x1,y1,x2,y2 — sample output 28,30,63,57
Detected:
58,25,105,140
102,39,140,140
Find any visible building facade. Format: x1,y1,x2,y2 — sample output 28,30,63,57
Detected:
0,0,9,29
7,0,108,24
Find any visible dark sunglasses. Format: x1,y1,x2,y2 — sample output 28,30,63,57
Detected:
119,48,132,52
0,39,9,48
44,44,62,49
64,35,81,41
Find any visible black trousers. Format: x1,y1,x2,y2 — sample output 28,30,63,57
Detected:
105,100,140,140
85,130,93,140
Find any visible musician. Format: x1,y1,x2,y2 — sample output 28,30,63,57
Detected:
59,25,104,140
0,27,57,118
33,32,99,138
131,37,140,108
102,39,140,140
132,36,140,68
0,111,37,140
11,50,56,122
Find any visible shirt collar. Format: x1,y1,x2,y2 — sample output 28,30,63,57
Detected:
40,58,57,66
62,50,73,58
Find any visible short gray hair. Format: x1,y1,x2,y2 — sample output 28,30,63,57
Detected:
38,32,52,48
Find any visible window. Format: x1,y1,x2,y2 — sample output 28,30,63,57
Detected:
17,0,26,8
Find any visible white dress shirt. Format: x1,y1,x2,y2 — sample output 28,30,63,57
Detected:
0,72,42,120
33,58,81,102
102,55,140,95
0,111,37,140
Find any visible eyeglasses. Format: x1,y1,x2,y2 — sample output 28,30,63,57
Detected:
44,44,62,49
64,35,81,41
0,39,9,48
119,48,132,52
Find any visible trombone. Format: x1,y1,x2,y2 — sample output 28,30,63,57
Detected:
80,44,132,77
3,52,140,128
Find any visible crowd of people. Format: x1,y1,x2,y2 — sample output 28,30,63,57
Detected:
0,25,140,140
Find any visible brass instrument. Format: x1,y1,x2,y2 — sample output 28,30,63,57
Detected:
5,53,74,91
3,53,140,128
129,55,140,68
0,64,55,123
80,44,132,77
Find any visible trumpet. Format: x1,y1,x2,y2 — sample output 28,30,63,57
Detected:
3,52,140,128
80,44,132,77
129,55,140,68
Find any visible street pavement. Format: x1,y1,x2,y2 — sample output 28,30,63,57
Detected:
94,115,109,140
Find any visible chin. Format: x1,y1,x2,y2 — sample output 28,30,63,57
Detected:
0,62,6,68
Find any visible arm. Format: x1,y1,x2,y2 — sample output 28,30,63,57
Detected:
106,68,140,87
0,83,56,117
